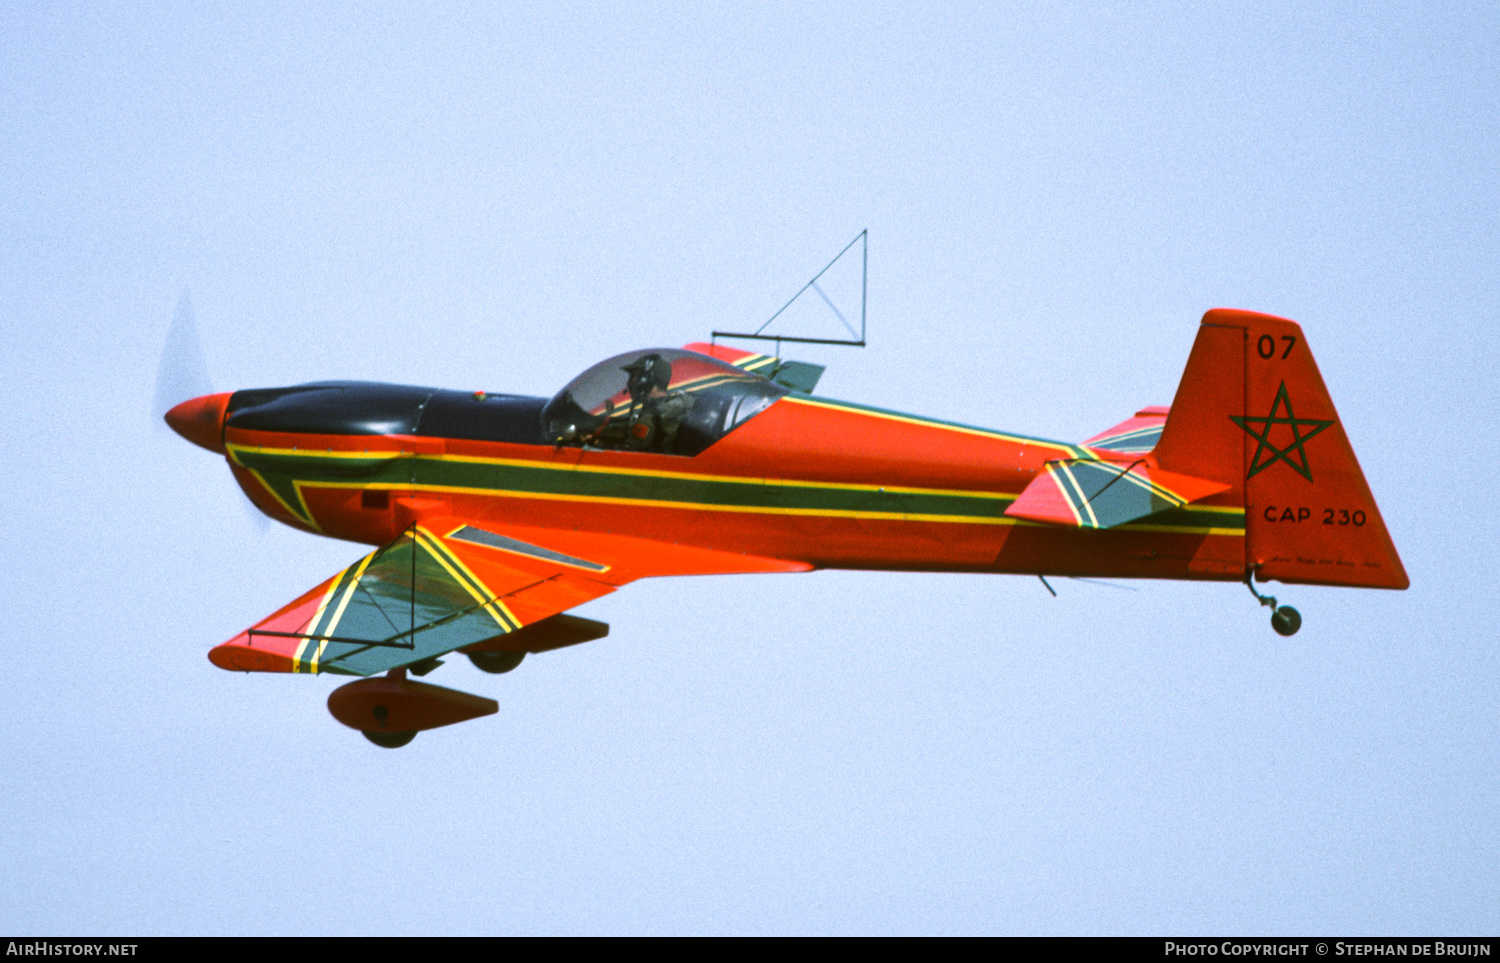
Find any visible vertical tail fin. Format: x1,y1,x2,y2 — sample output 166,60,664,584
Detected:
1154,309,1408,589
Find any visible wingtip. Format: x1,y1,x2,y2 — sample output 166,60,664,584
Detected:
209,641,296,673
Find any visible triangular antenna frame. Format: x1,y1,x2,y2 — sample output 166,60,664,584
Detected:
713,230,867,350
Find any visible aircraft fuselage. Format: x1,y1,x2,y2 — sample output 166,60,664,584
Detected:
204,380,1246,583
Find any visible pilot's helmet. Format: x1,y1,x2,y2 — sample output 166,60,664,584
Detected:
623,354,672,395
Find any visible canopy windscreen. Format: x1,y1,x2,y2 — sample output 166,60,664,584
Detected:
541,348,787,456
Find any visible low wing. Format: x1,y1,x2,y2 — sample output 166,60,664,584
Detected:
210,520,811,675
1083,406,1169,454
1004,459,1229,530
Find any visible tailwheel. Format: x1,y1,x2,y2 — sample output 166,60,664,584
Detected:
468,650,525,674
1246,573,1302,637
1270,606,1302,637
363,729,417,749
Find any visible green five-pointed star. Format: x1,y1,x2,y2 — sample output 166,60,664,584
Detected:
1230,381,1335,481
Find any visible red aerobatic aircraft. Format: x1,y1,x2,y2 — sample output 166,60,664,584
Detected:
165,308,1406,747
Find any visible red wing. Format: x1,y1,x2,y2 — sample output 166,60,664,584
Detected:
209,519,810,675
432,518,812,581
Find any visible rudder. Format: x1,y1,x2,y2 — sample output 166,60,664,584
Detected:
1155,309,1407,589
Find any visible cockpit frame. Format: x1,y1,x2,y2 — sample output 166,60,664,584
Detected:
541,348,788,457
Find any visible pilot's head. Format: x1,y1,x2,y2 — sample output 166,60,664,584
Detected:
623,354,672,399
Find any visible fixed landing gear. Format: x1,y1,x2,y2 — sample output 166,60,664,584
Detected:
353,653,523,746
363,728,417,749
1246,573,1301,636
467,650,525,674
329,670,498,749
1270,606,1302,637
360,703,418,748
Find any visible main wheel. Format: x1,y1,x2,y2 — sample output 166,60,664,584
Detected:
363,729,417,749
468,650,525,674
1271,606,1302,637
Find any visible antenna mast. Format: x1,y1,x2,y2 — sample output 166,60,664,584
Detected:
713,230,867,350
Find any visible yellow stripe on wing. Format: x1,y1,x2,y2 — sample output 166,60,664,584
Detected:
306,565,352,639
292,566,351,673
315,551,380,669
291,638,311,674
413,528,519,632
290,565,352,674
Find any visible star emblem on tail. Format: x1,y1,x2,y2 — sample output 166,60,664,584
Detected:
1230,381,1334,481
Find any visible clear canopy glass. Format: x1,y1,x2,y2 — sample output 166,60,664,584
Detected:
541,348,787,455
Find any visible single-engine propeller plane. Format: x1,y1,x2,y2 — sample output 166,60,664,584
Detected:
165,307,1407,747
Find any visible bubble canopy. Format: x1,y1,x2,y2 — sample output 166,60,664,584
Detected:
541,348,788,456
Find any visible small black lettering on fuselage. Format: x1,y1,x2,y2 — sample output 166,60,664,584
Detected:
1260,505,1367,525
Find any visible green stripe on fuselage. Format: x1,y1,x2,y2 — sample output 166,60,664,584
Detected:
233,447,1011,519
229,446,1243,532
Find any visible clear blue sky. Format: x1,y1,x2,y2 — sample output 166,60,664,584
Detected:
2,2,1495,935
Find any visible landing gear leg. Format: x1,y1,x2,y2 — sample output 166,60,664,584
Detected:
1245,572,1301,636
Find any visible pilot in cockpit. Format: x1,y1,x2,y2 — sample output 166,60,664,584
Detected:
620,354,694,452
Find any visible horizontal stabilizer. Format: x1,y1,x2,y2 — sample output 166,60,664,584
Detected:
1084,406,1169,454
684,342,825,393
1005,459,1229,529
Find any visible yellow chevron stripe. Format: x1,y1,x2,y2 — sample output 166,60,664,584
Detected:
290,566,352,673
1056,463,1100,528
233,441,1021,502
413,528,518,631
234,443,1245,534
1049,468,1086,527
260,470,1242,536
291,638,311,674
306,566,348,639
317,550,379,662
287,481,325,533
243,468,318,529
727,353,779,372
